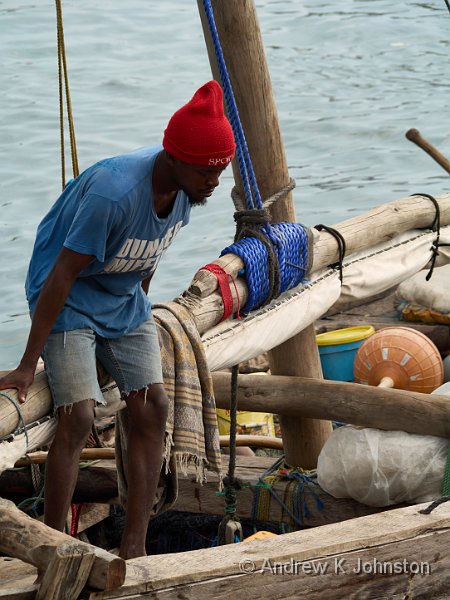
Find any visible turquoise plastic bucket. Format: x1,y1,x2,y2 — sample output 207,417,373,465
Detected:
316,326,375,382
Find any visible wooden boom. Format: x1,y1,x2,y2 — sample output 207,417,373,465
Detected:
212,371,450,439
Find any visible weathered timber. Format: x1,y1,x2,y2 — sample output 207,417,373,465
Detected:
213,371,450,438
0,370,51,439
36,541,95,600
0,498,125,591
0,456,381,529
268,326,331,469
86,501,450,599
11,435,279,469
0,464,118,504
174,455,381,528
0,556,37,600
198,0,332,468
219,434,282,450
406,128,450,175
14,448,116,466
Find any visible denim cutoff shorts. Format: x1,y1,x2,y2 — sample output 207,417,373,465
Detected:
42,315,164,410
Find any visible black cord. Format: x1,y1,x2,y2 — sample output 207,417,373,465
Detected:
314,224,346,283
412,193,450,281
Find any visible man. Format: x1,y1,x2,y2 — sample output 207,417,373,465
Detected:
0,80,235,559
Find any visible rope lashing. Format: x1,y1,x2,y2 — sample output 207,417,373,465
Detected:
222,221,309,313
315,224,346,283
251,456,324,529
217,365,244,545
0,391,29,447
200,264,241,322
412,193,450,281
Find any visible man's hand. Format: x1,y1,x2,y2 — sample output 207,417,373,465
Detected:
0,365,36,403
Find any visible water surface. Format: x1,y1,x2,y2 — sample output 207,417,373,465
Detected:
1,0,449,367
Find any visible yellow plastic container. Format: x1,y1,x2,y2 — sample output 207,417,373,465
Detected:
316,325,375,381
243,530,277,542
216,409,276,438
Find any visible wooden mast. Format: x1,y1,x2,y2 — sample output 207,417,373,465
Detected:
197,0,331,467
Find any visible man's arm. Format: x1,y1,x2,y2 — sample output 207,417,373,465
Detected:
0,248,94,402
141,274,154,295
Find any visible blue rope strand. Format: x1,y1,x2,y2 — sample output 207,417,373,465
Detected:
202,0,262,210
202,0,309,312
222,223,309,312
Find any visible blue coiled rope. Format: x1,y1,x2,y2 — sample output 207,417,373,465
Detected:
221,223,309,313
202,0,309,312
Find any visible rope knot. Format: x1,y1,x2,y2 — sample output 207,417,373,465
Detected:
234,208,270,241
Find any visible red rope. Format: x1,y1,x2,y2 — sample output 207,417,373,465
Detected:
201,264,241,322
70,502,84,537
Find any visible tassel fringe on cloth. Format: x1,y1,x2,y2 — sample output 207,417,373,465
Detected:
115,301,222,516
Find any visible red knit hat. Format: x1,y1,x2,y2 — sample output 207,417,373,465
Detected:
163,81,236,166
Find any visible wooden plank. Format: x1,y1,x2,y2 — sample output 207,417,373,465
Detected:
174,455,381,527
2,455,378,528
0,498,125,591
86,501,450,599
0,558,37,598
0,464,119,505
36,541,95,600
69,503,111,534
0,587,37,600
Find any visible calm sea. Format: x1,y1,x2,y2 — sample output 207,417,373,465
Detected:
1,0,449,369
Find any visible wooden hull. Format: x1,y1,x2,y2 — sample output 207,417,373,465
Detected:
2,499,449,599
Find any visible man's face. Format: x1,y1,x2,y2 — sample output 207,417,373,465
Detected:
171,158,229,206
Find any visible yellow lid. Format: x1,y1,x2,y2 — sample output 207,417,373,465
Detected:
242,531,277,543
316,325,375,346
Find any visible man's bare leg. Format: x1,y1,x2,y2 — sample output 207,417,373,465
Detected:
119,384,168,559
44,400,95,531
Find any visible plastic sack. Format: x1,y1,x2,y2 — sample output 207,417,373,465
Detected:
317,425,448,507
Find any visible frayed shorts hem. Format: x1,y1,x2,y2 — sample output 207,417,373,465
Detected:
43,315,163,410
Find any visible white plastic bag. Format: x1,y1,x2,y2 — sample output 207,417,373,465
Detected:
317,425,448,507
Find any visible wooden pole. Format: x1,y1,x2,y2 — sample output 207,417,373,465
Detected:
197,0,331,468
186,191,450,303
406,128,450,175
212,372,450,438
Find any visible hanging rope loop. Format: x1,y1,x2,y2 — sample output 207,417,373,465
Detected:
315,224,346,283
412,193,450,281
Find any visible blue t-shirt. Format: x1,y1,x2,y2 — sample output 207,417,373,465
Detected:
25,145,191,337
